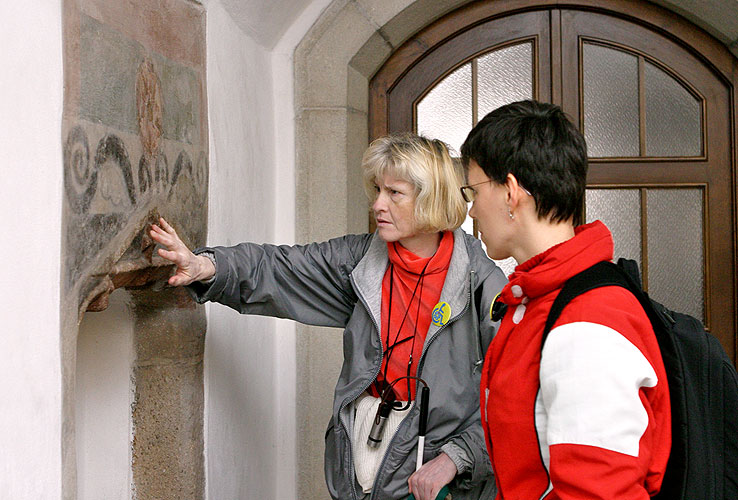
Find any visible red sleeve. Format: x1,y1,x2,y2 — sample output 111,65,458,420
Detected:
547,444,652,499
539,289,670,499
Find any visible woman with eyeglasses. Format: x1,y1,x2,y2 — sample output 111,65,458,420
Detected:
150,134,507,500
461,100,671,499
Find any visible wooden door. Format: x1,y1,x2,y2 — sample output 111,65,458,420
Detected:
370,2,737,360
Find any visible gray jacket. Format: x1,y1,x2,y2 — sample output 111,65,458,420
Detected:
188,229,506,500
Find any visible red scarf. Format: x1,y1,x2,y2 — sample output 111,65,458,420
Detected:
372,231,453,401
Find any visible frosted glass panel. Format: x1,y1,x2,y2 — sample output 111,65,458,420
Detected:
585,189,642,268
477,42,534,118
583,43,639,157
417,63,472,154
647,188,704,322
644,62,702,157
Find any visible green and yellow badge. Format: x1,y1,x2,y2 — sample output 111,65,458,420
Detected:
431,302,451,327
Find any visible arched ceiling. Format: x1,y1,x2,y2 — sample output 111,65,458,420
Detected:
214,0,316,48
211,0,738,57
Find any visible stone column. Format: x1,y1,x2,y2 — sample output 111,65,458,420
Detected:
130,287,206,499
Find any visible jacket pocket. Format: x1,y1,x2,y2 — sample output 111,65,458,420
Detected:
324,418,354,500
324,418,335,441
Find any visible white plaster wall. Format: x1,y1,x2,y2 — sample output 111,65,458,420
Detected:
205,2,296,498
219,0,315,49
269,3,335,498
0,1,64,498
75,290,133,500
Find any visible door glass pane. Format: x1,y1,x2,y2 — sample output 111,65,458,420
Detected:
417,63,472,154
646,188,704,322
472,41,534,276
418,41,536,276
582,43,639,157
644,61,702,157
585,188,642,268
477,42,533,118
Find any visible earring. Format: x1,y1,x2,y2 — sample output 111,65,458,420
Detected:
508,209,514,220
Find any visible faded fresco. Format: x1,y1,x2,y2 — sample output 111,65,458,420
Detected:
63,1,208,308
61,1,208,498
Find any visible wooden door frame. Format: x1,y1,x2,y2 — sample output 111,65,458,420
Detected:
385,10,551,135
369,0,738,361
560,10,734,355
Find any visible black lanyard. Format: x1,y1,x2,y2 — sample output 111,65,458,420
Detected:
376,247,431,405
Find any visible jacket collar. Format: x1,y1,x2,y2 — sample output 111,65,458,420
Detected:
351,228,471,333
499,220,614,306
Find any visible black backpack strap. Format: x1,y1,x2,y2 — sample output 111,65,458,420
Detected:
542,260,637,349
617,257,642,289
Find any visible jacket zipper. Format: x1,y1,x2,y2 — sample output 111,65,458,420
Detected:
470,270,484,373
343,273,384,500
369,271,475,500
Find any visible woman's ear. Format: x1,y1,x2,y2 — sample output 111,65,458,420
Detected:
505,173,524,210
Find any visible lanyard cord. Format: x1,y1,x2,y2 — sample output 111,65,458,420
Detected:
378,246,432,403
406,270,425,399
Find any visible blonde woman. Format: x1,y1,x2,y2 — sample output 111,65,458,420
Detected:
151,134,506,500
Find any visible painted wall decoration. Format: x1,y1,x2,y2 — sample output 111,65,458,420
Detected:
61,1,208,498
62,7,208,297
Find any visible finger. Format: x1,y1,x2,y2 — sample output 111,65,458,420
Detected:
159,217,177,236
407,473,424,499
429,485,441,500
410,473,436,500
150,223,168,236
169,275,186,287
151,223,179,243
168,267,193,285
169,274,187,287
422,483,434,500
157,220,187,250
170,271,196,287
158,247,186,265
151,225,186,252
414,485,429,500
150,226,171,246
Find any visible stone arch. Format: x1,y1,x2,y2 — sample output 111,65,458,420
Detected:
293,0,738,496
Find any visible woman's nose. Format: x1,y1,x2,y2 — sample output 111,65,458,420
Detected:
373,193,386,213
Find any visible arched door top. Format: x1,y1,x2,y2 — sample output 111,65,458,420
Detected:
370,2,737,361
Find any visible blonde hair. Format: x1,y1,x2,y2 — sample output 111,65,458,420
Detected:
362,134,467,233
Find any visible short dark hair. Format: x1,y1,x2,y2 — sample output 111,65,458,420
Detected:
460,100,588,225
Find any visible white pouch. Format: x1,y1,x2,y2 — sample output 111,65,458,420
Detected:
352,392,413,493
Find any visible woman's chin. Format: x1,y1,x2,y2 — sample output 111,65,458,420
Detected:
482,241,508,261
376,227,397,242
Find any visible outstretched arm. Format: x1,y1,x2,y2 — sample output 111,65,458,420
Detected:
150,217,215,286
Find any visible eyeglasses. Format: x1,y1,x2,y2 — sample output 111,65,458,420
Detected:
460,180,491,203
460,180,533,203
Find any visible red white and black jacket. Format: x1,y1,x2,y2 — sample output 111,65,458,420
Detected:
480,220,671,499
